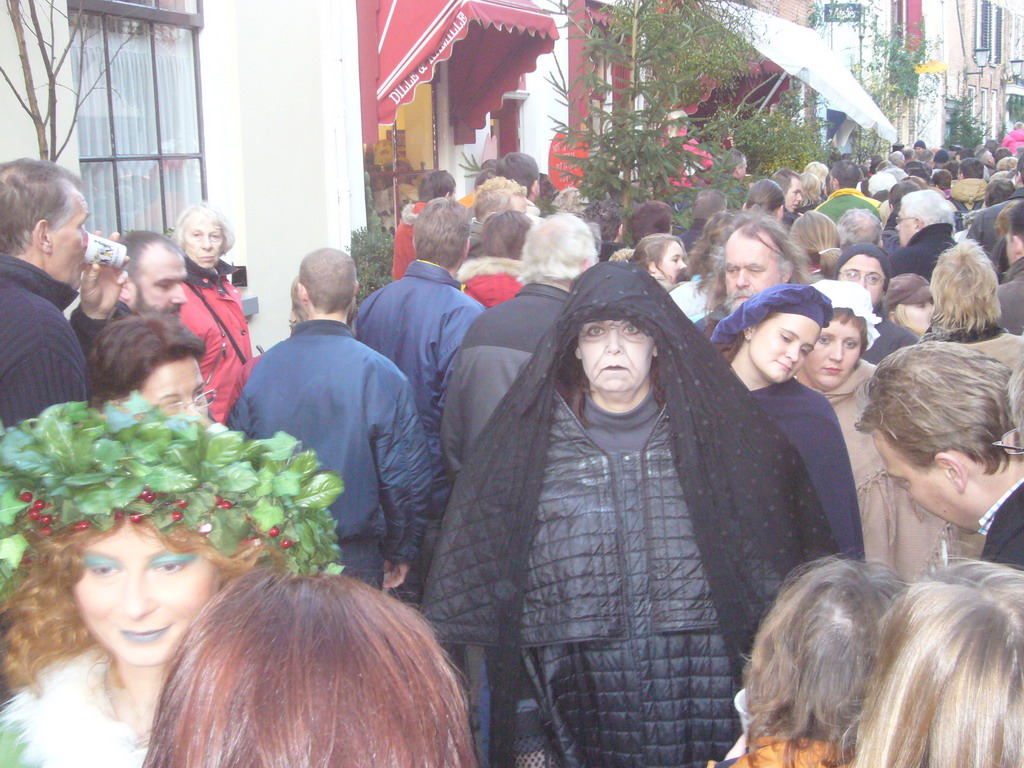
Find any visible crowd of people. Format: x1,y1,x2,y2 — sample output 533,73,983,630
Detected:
2,135,1024,768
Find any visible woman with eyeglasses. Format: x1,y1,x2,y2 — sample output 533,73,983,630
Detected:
833,244,917,365
88,315,216,420
172,203,251,423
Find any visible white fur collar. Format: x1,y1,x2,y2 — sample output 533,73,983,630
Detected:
456,256,524,282
1,655,146,768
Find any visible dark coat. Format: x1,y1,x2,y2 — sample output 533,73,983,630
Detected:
889,222,956,281
999,258,1024,336
0,254,89,427
967,186,1024,257
981,481,1024,568
357,260,484,518
750,378,864,558
229,320,430,562
861,317,918,364
441,282,569,478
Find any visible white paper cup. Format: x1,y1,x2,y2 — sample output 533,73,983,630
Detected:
85,234,128,269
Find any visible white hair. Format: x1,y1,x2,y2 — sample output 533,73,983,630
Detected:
836,208,882,248
519,213,597,284
899,189,954,228
173,202,236,254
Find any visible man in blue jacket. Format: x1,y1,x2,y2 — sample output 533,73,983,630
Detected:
357,197,484,601
230,248,431,588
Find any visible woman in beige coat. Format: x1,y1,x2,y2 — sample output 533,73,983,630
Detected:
797,280,963,579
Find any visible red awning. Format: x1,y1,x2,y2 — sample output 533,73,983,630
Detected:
375,0,558,129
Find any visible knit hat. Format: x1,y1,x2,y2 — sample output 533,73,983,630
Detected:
934,149,950,164
834,243,893,295
811,279,881,349
883,273,932,314
914,140,927,149
711,283,833,345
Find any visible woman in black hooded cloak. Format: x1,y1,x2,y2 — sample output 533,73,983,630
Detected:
423,262,837,768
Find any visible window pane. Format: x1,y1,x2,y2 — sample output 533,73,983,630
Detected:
107,17,158,155
80,162,118,234
111,0,198,12
155,25,199,154
163,158,202,230
72,14,112,157
118,160,162,231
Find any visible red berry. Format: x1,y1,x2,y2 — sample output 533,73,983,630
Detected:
114,512,125,521
175,500,188,509
171,511,183,522
31,499,46,512
129,513,144,523
217,500,233,510
74,520,92,531
38,526,52,537
215,495,224,505
267,526,280,537
27,510,40,521
18,492,32,503
39,514,52,525
280,539,293,549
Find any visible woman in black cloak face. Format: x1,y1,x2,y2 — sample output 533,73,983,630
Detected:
423,262,837,768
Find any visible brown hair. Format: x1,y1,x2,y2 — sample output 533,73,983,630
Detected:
413,198,472,270
857,342,1013,473
746,558,903,768
298,248,357,315
630,233,684,272
479,210,531,261
852,563,1024,768
628,200,673,241
143,572,476,768
88,315,206,406
0,158,83,255
3,520,259,690
743,179,785,217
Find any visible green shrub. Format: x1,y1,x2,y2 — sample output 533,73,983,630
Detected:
350,226,393,306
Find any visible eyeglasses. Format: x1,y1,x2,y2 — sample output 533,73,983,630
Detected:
993,428,1024,455
167,389,217,415
838,269,885,287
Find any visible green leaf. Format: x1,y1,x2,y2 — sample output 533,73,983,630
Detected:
272,471,301,497
295,472,343,510
259,432,299,462
212,465,258,494
205,431,246,467
74,486,118,517
0,489,24,526
136,465,197,493
250,500,284,532
0,535,28,568
288,450,320,479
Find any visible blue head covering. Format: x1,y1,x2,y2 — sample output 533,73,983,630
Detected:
711,283,833,344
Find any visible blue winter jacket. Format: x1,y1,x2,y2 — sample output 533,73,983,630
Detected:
229,320,430,562
356,260,484,519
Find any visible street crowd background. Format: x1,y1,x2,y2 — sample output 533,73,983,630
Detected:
4,131,1024,768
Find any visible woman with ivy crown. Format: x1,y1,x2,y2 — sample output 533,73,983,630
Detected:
0,400,343,768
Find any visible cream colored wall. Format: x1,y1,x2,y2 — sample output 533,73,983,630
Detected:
0,4,80,171
200,0,366,353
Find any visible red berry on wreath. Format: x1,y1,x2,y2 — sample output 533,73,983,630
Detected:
280,539,293,549
31,499,46,512
18,492,32,503
267,526,280,537
171,511,183,522
39,514,52,525
176,500,188,508
27,510,40,521
74,520,92,531
38,526,52,537
218,500,233,510
130,513,144,523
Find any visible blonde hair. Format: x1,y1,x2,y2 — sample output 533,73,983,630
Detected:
790,211,839,276
803,162,830,191
929,240,1001,334
998,156,1018,173
474,176,527,221
800,172,823,206
853,562,1024,768
3,520,261,690
889,303,926,337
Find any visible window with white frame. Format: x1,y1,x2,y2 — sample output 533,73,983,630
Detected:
70,0,205,235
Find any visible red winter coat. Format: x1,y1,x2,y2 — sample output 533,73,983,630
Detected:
456,256,523,308
392,202,428,280
180,260,252,423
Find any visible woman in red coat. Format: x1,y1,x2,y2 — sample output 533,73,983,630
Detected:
173,202,251,423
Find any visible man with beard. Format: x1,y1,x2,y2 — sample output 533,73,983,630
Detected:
700,212,809,338
117,231,188,315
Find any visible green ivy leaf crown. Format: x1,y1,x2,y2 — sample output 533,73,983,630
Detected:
0,397,344,598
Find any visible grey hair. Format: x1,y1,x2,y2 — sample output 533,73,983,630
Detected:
520,213,597,285
173,202,237,255
899,189,954,228
836,208,882,248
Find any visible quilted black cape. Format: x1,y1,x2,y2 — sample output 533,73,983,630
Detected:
422,263,837,766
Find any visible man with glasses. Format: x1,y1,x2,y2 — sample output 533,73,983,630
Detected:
890,189,956,281
834,244,916,364
859,342,1024,568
